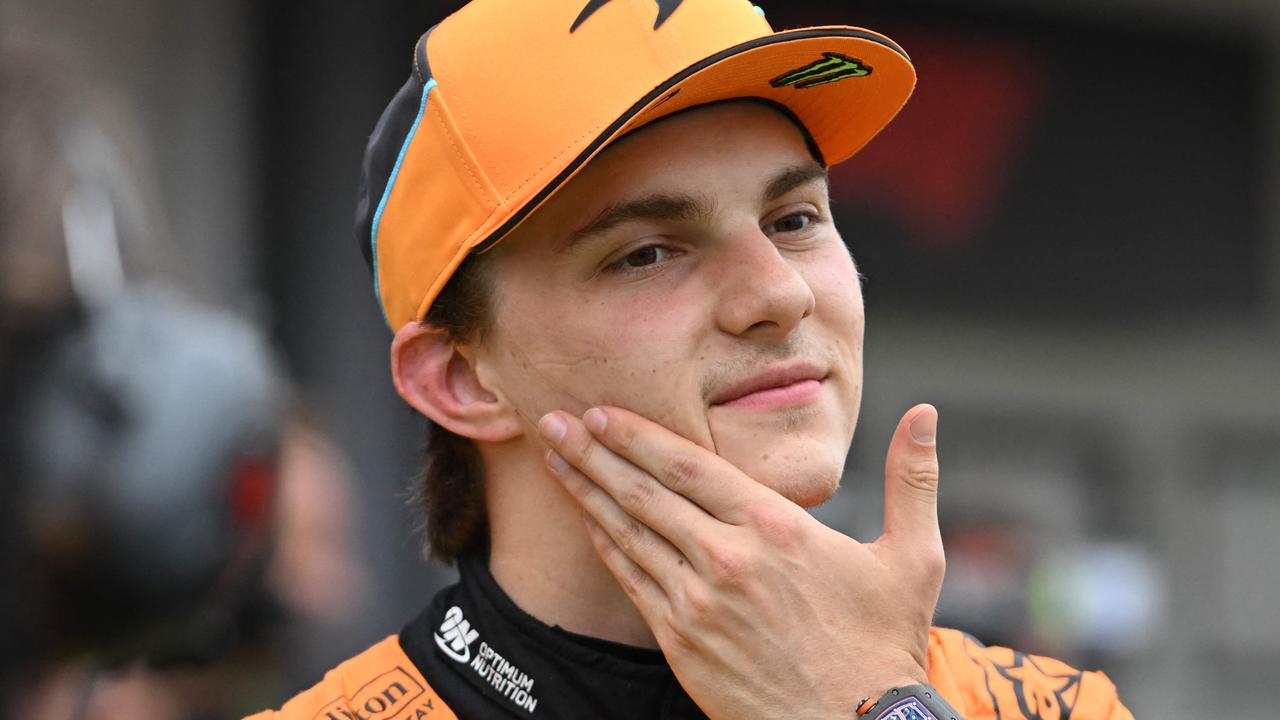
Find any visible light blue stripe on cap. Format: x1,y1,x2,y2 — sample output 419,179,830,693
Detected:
371,77,438,326
753,4,765,16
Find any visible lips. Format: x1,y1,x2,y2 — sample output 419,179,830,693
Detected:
709,363,827,406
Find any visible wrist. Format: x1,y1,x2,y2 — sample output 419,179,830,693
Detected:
853,666,928,716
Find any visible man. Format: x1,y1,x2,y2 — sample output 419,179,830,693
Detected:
251,0,1133,717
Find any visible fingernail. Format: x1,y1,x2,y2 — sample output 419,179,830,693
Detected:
539,413,567,443
909,408,937,446
584,408,607,434
546,449,570,474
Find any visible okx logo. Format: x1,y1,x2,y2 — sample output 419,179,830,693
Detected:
434,606,479,663
770,52,872,89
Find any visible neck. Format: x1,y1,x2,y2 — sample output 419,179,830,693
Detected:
480,437,657,649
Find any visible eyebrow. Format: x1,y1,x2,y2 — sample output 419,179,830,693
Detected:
558,192,713,253
558,161,829,254
763,161,828,204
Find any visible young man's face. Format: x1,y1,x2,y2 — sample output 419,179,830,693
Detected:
476,101,864,506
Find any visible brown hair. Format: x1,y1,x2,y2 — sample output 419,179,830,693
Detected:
414,255,495,563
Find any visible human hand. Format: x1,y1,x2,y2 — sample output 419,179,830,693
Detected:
537,404,945,720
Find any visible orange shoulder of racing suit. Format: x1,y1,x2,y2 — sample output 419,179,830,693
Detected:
926,627,1135,720
246,628,1133,719
244,635,456,720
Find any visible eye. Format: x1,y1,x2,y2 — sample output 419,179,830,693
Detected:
610,244,671,271
767,212,815,235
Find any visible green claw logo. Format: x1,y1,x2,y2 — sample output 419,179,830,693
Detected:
770,52,872,89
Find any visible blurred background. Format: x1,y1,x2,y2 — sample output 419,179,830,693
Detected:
2,0,1278,717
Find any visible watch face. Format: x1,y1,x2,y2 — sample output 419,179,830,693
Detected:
875,696,939,720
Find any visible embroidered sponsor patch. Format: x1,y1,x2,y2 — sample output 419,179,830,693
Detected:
433,606,478,663
770,52,872,88
433,605,540,714
571,0,685,31
312,668,425,720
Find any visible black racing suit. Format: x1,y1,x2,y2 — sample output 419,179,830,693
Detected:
400,551,708,719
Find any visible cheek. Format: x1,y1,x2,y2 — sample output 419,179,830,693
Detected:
826,252,865,434
809,246,865,346
806,246,864,439
488,288,707,429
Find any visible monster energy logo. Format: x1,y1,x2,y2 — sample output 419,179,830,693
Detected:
770,52,872,89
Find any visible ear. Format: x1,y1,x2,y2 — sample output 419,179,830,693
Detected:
390,322,522,443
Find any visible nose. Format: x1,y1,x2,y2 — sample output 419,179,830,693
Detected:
713,227,816,339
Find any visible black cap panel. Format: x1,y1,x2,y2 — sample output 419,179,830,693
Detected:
355,29,436,271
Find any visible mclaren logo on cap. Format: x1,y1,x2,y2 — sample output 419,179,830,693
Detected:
771,52,872,89
571,0,685,31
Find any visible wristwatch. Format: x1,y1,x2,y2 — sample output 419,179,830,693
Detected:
855,684,964,720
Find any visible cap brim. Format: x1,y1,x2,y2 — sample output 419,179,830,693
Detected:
470,26,914,253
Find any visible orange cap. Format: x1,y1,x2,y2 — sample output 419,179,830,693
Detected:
356,0,915,330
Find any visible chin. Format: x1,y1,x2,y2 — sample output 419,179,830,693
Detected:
708,410,852,508
728,445,844,508
762,462,842,508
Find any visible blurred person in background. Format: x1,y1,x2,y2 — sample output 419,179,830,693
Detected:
250,1,1133,718
1,29,369,720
